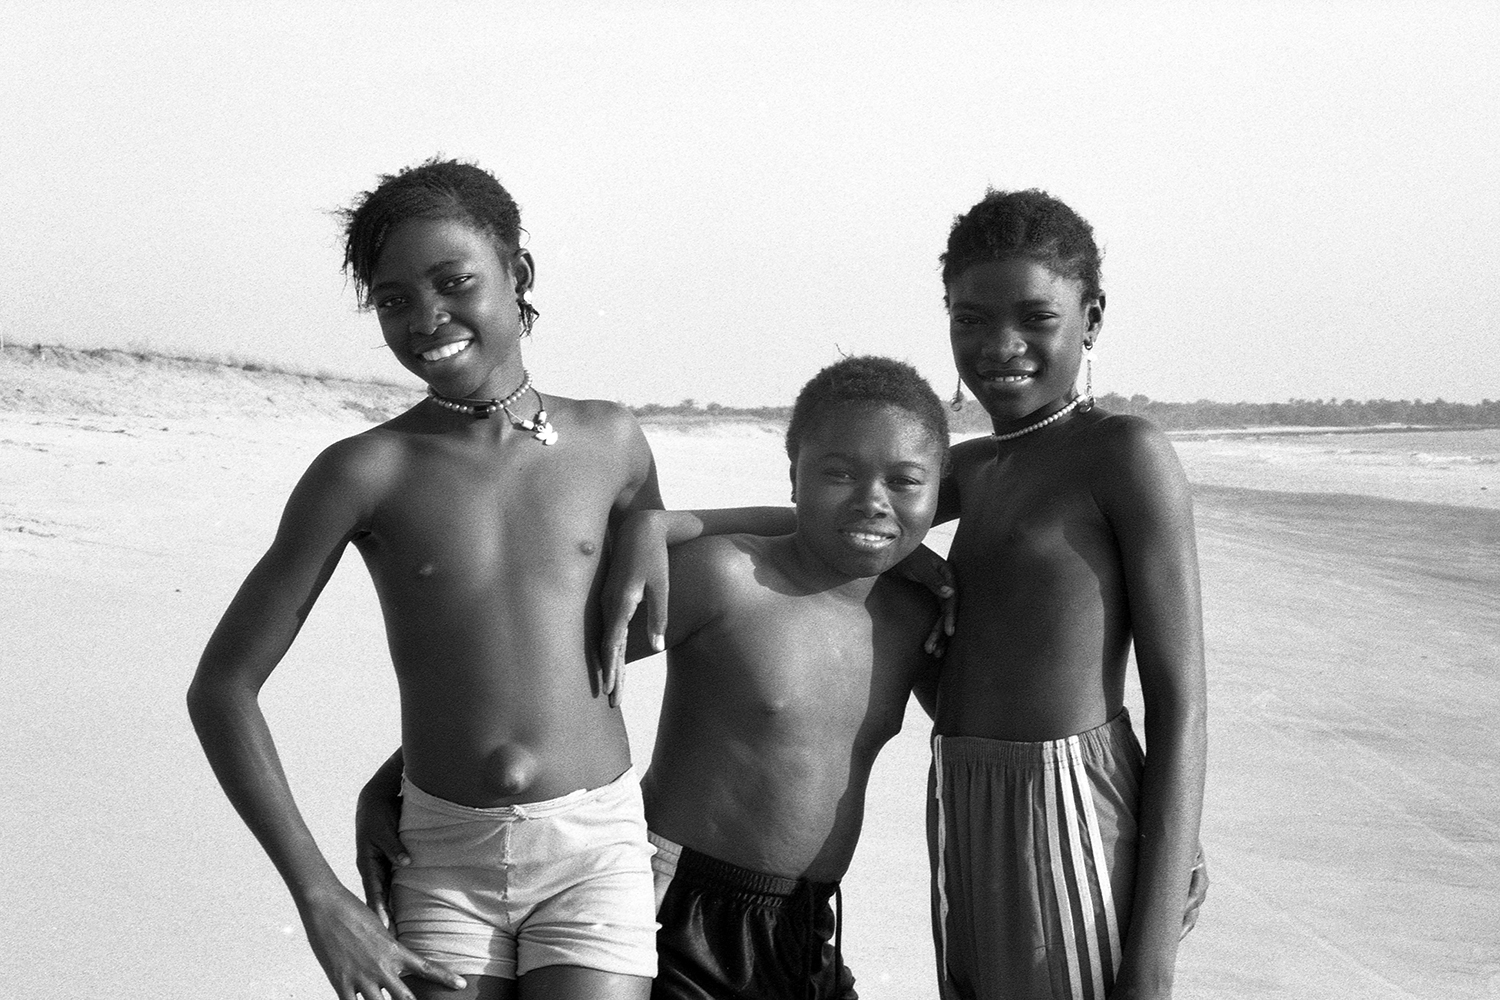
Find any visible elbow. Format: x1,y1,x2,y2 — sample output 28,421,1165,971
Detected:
185,664,247,735
185,671,215,732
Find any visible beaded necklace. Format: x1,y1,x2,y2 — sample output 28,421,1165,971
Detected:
426,370,560,445
990,395,1092,443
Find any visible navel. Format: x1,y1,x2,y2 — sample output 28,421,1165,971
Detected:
578,540,598,556
414,562,436,579
485,744,539,797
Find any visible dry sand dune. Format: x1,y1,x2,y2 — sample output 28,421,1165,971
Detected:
4,347,1498,998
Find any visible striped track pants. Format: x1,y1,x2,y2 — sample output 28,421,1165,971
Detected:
928,711,1144,1000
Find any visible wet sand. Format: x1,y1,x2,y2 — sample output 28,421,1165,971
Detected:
3,402,1497,998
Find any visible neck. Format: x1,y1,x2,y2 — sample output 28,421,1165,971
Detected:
784,536,881,602
427,370,531,418
989,393,1092,442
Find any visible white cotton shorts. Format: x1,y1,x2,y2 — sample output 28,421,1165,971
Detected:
391,767,659,980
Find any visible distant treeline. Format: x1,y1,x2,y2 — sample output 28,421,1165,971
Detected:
632,400,793,421
634,395,1500,433
1073,394,1500,432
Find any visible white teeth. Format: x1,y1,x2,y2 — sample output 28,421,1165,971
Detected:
987,373,1032,383
420,341,469,362
844,531,893,545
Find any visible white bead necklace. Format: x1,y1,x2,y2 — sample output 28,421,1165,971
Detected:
990,395,1092,443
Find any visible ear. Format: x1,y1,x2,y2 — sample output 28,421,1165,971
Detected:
511,249,535,296
788,462,798,504
1084,291,1105,338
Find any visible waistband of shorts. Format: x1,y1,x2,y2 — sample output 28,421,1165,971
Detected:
399,766,639,821
933,708,1136,769
648,829,682,867
663,837,838,904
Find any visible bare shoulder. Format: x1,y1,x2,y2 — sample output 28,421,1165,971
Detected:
870,573,941,681
666,533,777,642
940,436,994,517
673,533,808,607
1076,409,1191,512
872,572,939,627
257,423,425,551
297,424,412,499
947,435,993,475
551,395,653,474
670,533,771,592
551,395,644,443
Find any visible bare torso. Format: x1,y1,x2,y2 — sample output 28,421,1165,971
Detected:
936,411,1132,741
346,395,654,805
641,534,935,881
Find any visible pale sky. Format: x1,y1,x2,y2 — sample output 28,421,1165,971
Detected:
5,1,1498,405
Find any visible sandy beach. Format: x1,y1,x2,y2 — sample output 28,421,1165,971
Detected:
4,350,1498,998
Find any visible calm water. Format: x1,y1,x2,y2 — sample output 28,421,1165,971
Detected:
1170,427,1500,510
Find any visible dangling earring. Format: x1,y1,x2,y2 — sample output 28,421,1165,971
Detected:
1081,341,1096,409
949,377,965,412
518,297,538,338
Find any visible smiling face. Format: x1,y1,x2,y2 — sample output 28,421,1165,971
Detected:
790,402,945,580
370,216,532,399
947,257,1103,432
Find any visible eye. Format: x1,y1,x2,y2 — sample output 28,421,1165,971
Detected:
1025,311,1059,326
374,294,407,312
440,273,474,292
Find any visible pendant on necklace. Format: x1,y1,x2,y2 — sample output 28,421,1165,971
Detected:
502,394,559,445
522,408,559,446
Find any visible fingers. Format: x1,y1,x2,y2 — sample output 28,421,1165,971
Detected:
356,854,391,923
1189,845,1209,901
1182,845,1209,939
609,662,626,708
599,591,640,690
1181,894,1202,940
352,975,415,1000
338,934,468,1000
932,555,957,637
923,618,947,658
355,835,408,926
601,650,620,700
403,949,468,992
646,577,668,653
363,824,411,870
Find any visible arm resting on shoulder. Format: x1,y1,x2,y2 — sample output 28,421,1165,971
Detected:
599,505,795,694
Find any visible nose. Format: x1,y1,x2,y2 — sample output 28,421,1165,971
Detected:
982,323,1027,361
851,479,892,517
408,297,451,336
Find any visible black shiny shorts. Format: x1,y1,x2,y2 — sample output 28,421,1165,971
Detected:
652,843,857,1000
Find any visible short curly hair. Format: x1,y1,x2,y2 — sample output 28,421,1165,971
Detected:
339,158,534,325
941,188,1102,304
786,355,949,466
